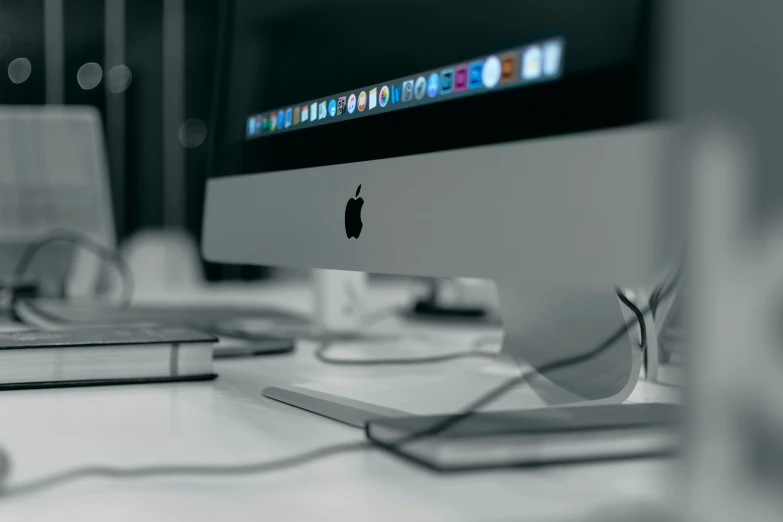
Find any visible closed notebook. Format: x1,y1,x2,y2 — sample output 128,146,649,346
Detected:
0,326,217,390
13,298,304,358
366,403,681,471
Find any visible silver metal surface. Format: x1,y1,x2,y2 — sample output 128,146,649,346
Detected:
204,123,671,407
204,124,672,287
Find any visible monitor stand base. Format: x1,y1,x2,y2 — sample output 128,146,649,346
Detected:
263,386,411,428
263,283,642,427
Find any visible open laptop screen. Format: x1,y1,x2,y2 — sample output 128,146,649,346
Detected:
210,0,659,179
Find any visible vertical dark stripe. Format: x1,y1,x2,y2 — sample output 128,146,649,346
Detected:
169,342,180,376
105,0,126,239
186,0,224,281
162,0,185,228
0,0,46,105
63,0,106,108
126,2,164,232
44,0,64,104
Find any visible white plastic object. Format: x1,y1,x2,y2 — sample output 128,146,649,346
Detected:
313,269,368,333
121,229,204,298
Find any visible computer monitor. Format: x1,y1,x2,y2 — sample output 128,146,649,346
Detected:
203,0,675,417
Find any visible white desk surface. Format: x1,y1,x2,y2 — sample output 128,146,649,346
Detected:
0,280,683,521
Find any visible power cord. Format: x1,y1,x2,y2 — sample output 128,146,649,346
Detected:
0,441,369,499
649,262,682,319
382,285,668,447
0,279,677,498
616,287,647,351
12,229,134,307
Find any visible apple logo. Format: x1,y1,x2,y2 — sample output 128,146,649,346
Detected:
345,185,364,238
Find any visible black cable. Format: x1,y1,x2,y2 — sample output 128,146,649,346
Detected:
385,314,648,446
0,277,678,498
649,284,665,319
650,263,683,319
387,280,678,447
616,287,647,351
13,229,134,307
0,441,369,499
382,282,676,447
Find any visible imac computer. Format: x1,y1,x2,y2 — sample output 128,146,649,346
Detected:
203,0,675,424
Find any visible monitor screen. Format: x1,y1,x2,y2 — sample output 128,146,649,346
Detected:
210,0,659,179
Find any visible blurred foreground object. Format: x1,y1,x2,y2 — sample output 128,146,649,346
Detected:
406,278,501,324
0,106,115,299
679,1,783,520
122,229,204,297
313,269,368,334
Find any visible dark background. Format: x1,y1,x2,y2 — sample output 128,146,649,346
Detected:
214,0,655,180
0,0,659,282
0,0,263,280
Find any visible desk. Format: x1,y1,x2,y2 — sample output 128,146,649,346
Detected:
0,281,682,521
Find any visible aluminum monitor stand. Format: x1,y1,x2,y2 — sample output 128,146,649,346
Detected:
264,285,642,427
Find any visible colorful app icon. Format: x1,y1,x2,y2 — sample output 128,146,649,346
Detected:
337,96,347,115
401,80,414,102
261,115,269,132
368,88,377,110
468,61,483,89
285,108,293,128
500,52,516,83
269,112,277,131
246,116,255,136
255,115,262,133
522,46,543,80
454,64,469,91
347,93,357,113
543,40,563,77
277,110,284,127
293,106,300,125
379,85,390,107
427,73,439,97
301,105,309,122
440,69,454,94
328,99,337,117
482,56,501,88
357,91,367,111
318,101,327,120
310,102,317,122
390,84,401,104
